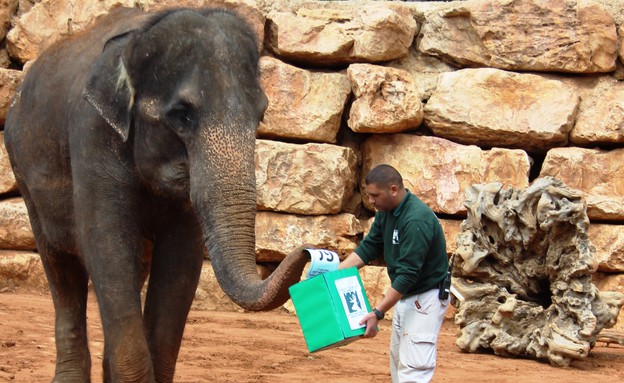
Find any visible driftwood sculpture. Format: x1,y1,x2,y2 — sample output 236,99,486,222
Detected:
452,176,624,366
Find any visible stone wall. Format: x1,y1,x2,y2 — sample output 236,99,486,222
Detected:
0,0,623,329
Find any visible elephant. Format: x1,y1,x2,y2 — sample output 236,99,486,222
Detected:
4,7,309,383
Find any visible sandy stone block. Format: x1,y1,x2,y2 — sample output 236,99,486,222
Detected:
620,25,624,64
258,56,351,143
0,0,19,41
0,197,35,251
347,63,423,134
424,68,579,151
419,0,617,73
255,139,357,215
540,147,624,221
388,45,457,100
0,132,17,194
265,3,416,66
0,250,46,292
570,76,624,145
0,68,24,125
590,223,624,273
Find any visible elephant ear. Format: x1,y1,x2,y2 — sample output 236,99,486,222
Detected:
83,32,136,142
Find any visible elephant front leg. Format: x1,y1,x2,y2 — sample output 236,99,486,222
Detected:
87,247,155,383
143,208,204,383
91,254,154,383
76,209,154,382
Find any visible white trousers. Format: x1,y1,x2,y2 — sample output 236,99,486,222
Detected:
390,288,449,383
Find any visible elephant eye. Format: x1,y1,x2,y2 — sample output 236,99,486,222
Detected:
166,102,197,132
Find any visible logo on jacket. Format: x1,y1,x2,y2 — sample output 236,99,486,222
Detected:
392,229,399,245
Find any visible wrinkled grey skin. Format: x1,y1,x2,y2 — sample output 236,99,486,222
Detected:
4,7,308,383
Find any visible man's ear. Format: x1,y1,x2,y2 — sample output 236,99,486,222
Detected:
390,184,399,196
83,33,136,142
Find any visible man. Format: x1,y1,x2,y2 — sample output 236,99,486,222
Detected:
339,164,449,383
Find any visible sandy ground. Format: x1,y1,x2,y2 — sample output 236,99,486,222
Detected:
1,291,623,383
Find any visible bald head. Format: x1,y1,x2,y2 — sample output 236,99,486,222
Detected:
365,164,404,190
364,165,407,212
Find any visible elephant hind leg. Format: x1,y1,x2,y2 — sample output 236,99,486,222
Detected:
20,188,92,382
40,251,92,383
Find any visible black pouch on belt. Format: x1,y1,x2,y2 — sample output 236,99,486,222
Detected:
438,274,451,300
438,254,455,300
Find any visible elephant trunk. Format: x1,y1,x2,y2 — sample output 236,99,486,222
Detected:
189,138,308,311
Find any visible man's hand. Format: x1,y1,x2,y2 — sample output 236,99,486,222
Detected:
359,312,379,338
338,251,365,270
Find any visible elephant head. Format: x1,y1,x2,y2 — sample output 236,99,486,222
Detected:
83,9,307,311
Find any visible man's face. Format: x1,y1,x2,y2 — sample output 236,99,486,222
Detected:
365,182,397,212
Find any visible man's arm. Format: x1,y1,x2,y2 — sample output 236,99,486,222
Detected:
358,287,402,338
338,251,365,270
373,287,402,315
340,252,403,338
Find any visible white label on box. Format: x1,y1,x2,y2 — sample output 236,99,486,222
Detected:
335,276,367,330
306,248,339,279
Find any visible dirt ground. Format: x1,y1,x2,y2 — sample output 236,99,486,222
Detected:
1,292,623,382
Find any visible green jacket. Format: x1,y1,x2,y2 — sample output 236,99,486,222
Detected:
355,190,448,296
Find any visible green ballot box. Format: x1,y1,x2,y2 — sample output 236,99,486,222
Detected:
288,267,372,353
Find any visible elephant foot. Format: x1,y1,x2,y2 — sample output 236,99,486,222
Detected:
52,369,91,383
